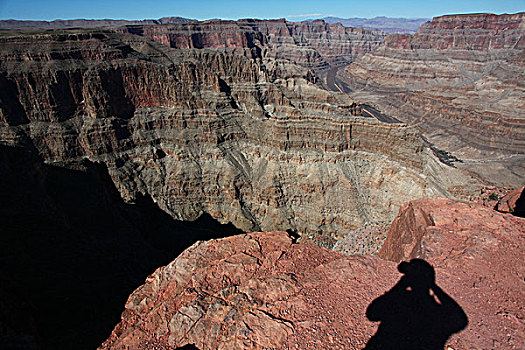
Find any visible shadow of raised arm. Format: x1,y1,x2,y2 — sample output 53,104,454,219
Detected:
431,283,468,334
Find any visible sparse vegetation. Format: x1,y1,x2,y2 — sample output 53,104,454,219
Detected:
433,148,463,166
489,193,499,201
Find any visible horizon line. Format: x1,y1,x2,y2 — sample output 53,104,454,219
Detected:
1,11,523,22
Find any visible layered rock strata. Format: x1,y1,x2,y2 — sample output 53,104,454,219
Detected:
100,198,525,349
120,19,387,73
0,28,480,238
342,13,525,184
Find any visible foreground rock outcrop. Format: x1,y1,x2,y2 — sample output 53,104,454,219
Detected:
342,13,525,185
101,198,525,349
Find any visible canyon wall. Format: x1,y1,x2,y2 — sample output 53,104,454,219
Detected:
342,13,525,184
120,19,387,73
1,15,522,350
0,28,477,240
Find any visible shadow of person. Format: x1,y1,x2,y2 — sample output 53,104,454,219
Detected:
364,259,468,350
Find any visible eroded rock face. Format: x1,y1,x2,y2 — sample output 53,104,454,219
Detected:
0,28,478,239
342,13,525,184
101,198,525,349
120,19,387,71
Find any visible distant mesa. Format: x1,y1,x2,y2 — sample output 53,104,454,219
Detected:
0,16,196,29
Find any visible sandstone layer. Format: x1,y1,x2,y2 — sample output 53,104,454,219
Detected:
100,198,525,349
496,186,525,216
342,13,525,185
0,27,478,239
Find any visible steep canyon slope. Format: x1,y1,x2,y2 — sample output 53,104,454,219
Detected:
0,23,477,242
0,144,243,349
342,13,525,185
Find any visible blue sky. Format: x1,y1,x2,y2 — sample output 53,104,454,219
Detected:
0,0,523,21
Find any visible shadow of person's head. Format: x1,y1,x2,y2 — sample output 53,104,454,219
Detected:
397,258,435,293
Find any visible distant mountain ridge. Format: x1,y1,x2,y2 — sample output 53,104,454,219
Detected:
321,16,429,33
0,16,196,29
0,16,427,33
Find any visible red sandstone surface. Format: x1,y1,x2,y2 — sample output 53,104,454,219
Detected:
101,198,525,349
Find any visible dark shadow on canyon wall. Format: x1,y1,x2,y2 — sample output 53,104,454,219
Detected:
364,259,468,350
0,145,243,350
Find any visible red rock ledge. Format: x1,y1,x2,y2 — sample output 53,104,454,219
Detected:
100,198,524,349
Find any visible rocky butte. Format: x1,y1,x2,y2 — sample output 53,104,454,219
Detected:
0,13,523,350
